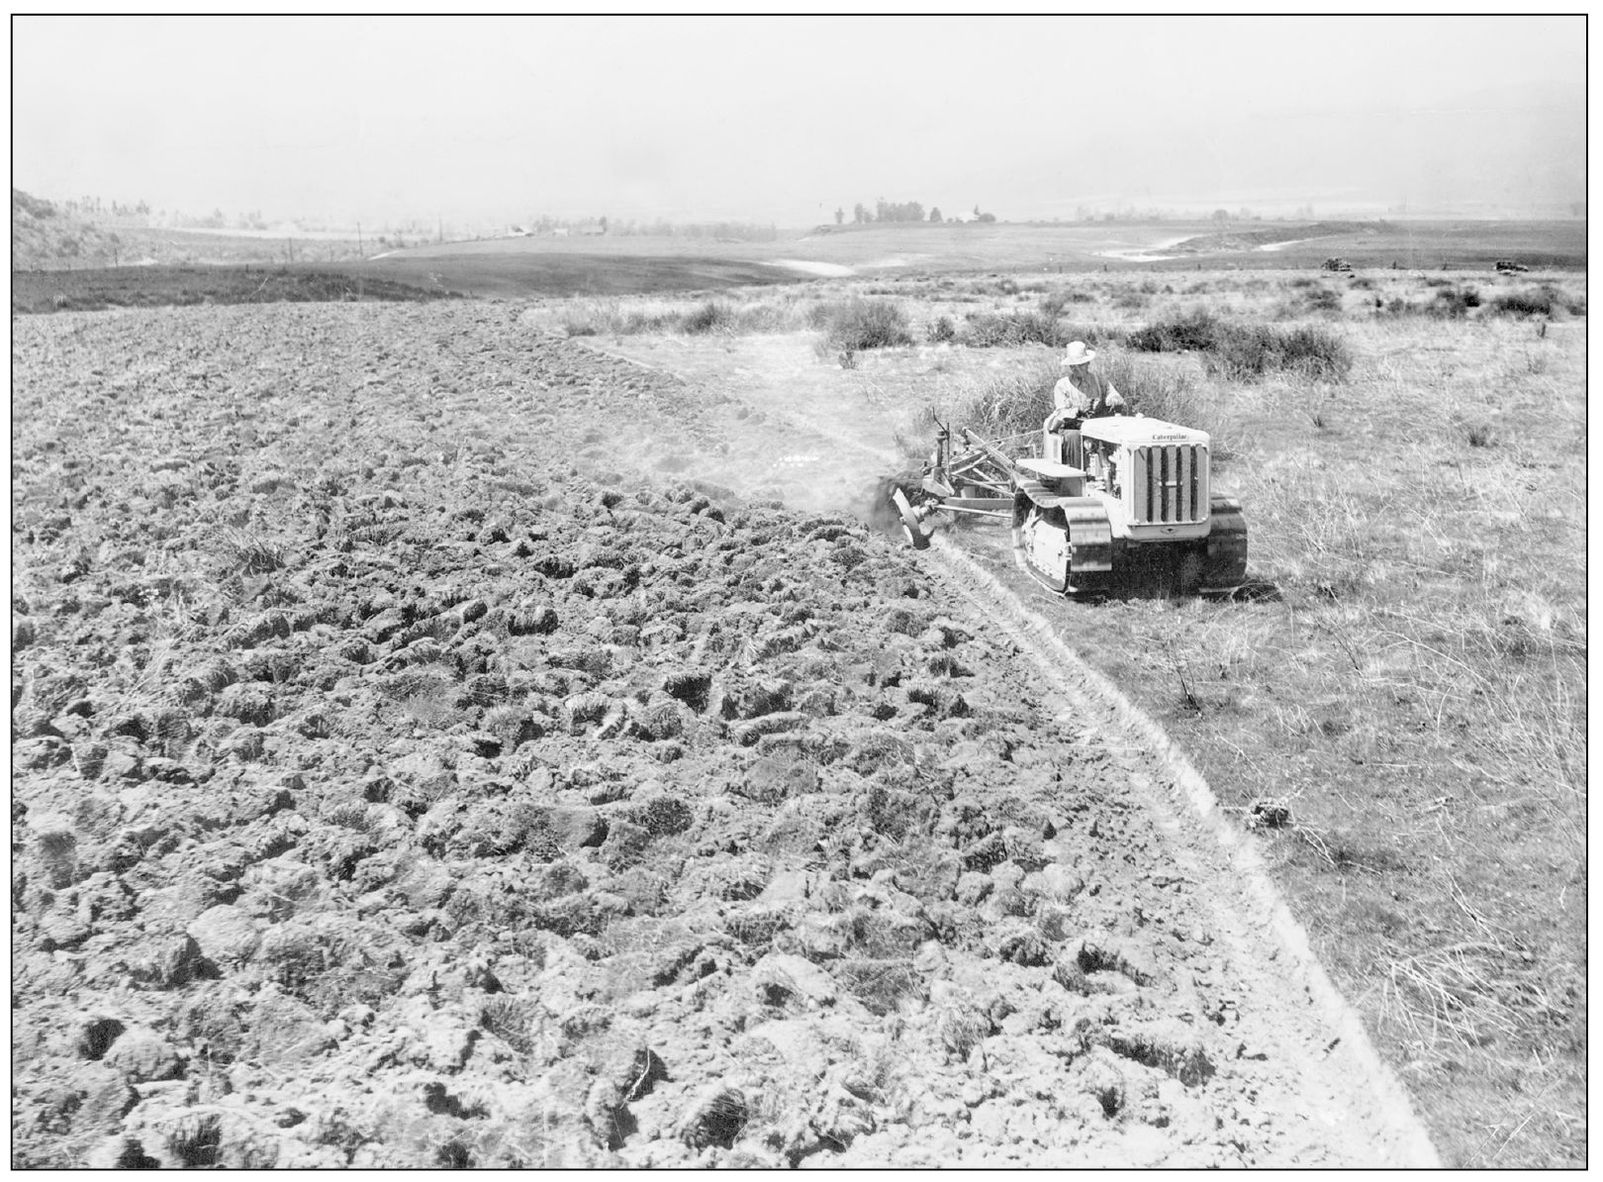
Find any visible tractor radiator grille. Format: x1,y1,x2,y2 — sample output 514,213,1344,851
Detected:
1133,444,1207,524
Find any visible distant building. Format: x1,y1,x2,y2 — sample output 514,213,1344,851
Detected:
575,222,607,236
550,227,570,238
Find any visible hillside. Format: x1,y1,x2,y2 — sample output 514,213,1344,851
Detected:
12,189,127,271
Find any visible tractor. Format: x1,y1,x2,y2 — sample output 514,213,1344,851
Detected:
890,416,1248,596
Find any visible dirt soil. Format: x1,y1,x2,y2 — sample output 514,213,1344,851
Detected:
12,303,1437,1167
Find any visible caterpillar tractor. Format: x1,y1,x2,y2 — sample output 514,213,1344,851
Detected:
890,416,1248,596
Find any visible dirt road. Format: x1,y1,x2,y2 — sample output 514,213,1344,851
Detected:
12,304,1436,1166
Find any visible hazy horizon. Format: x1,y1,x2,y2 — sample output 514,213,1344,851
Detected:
12,15,1586,231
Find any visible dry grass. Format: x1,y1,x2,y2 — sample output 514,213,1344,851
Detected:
1060,284,1586,1167
552,290,823,339
916,343,1239,461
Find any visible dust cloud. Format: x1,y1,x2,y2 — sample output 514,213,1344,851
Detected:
582,333,926,528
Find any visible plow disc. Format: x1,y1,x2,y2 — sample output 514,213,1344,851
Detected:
891,487,931,550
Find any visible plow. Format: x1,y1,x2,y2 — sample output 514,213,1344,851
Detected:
890,415,1248,596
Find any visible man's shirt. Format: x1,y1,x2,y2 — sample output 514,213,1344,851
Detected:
1053,372,1124,417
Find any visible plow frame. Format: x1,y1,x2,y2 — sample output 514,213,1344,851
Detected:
893,420,1029,547
922,420,1029,515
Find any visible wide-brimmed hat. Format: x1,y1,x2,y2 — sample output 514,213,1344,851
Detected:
1061,341,1096,367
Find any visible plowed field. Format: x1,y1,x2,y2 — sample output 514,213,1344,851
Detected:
12,303,1437,1167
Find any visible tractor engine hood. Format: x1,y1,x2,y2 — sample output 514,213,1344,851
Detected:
1080,416,1210,449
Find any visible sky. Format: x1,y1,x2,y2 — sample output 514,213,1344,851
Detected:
11,15,1587,230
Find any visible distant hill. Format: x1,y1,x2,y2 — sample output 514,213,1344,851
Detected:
12,188,125,271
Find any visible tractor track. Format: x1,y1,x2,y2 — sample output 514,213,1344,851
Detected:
921,535,1441,1165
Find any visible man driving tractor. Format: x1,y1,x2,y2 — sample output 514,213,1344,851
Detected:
1044,340,1125,466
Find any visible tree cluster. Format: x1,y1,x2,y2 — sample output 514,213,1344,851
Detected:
63,196,151,219
848,199,931,224
836,200,995,225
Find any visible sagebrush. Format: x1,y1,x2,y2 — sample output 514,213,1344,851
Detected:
1128,308,1352,380
814,298,913,352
